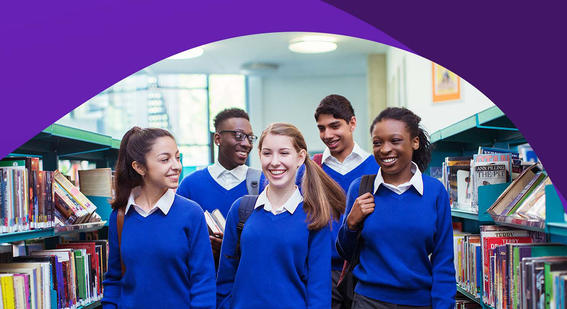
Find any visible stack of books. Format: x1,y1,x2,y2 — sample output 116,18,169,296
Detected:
488,164,550,229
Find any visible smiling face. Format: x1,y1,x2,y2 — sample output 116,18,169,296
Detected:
259,133,306,191
215,117,254,170
371,119,419,184
316,114,356,161
135,136,182,190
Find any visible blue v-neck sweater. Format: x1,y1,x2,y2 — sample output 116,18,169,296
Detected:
336,175,456,308
217,198,331,309
102,195,216,309
177,168,248,217
320,155,379,271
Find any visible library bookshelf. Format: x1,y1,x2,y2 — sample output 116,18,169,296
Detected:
431,106,567,308
2,123,119,309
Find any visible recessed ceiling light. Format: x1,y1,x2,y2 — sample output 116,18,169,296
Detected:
288,36,337,54
167,47,204,60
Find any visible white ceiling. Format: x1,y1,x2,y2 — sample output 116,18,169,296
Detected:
145,32,389,77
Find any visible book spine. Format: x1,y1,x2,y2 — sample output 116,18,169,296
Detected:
46,172,54,228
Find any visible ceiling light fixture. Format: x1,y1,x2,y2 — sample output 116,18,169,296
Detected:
240,62,279,74
167,47,204,60
288,36,337,54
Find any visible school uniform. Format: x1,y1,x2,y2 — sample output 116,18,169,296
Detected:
336,162,456,309
177,163,250,217
216,187,332,309
102,188,216,309
317,144,379,308
319,144,379,271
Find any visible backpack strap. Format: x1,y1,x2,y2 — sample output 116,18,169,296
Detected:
117,207,126,277
339,174,377,279
312,153,323,167
245,168,262,195
358,174,376,196
234,195,259,259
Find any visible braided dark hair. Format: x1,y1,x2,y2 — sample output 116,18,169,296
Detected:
370,107,431,172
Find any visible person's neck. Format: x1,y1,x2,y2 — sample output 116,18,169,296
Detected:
135,184,168,211
382,164,414,186
332,142,355,163
266,184,296,210
218,157,239,171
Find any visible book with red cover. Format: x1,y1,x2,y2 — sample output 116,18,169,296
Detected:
57,242,101,296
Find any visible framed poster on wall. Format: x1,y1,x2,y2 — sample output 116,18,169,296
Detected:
432,63,461,103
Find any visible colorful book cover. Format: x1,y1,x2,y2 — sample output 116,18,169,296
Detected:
52,170,96,215
0,274,15,309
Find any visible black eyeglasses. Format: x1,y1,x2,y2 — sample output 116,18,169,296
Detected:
218,130,258,143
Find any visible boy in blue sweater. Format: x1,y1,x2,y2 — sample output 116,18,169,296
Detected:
177,108,260,265
102,127,215,309
336,108,456,308
314,94,379,309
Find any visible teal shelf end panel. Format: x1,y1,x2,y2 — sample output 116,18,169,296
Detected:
88,195,113,222
477,182,510,222
545,184,567,242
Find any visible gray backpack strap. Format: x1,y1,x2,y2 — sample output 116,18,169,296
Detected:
245,168,262,195
358,174,376,196
234,195,258,260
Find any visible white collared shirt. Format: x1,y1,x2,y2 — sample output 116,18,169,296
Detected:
321,143,371,175
255,186,303,215
207,162,249,190
373,161,424,195
125,187,176,217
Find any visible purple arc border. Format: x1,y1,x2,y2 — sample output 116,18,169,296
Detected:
1,1,567,207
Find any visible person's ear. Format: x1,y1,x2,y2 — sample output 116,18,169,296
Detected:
349,116,357,132
132,161,146,177
412,136,420,150
214,132,221,146
298,149,307,167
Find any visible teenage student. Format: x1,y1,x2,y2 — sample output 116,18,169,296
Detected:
336,108,456,309
176,108,260,264
314,94,379,309
216,122,345,309
102,127,216,309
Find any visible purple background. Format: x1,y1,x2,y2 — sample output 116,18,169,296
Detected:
2,1,566,205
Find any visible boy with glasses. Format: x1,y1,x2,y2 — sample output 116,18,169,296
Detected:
177,108,260,266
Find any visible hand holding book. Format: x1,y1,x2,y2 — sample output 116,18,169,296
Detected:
346,192,375,231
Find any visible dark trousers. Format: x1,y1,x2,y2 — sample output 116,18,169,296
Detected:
332,270,351,309
352,293,432,309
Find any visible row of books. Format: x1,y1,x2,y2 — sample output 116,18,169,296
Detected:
0,157,102,234
488,164,551,229
0,240,108,309
443,146,536,214
0,157,54,233
454,225,567,309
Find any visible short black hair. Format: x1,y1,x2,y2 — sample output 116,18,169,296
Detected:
213,108,250,131
314,94,355,123
370,107,432,173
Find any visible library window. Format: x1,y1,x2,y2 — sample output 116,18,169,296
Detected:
57,74,247,170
